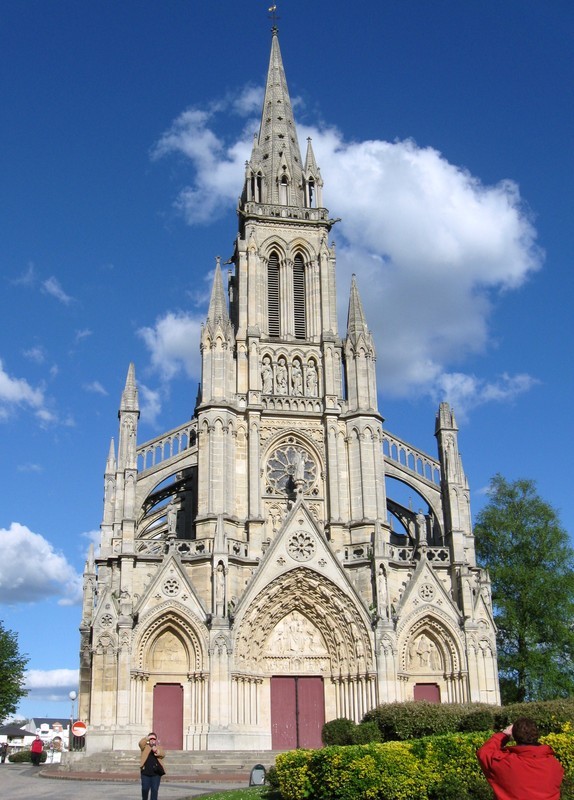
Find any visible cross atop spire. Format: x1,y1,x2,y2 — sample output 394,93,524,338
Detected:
268,3,279,28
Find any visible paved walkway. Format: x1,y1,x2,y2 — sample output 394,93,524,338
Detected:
0,763,248,799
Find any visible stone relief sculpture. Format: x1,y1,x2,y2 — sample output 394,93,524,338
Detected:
215,561,226,616
275,357,288,394
377,564,388,618
408,633,440,671
261,356,273,394
167,498,177,536
306,361,318,396
292,360,303,395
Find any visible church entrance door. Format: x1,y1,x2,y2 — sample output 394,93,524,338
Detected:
153,683,184,749
270,676,324,750
413,683,441,703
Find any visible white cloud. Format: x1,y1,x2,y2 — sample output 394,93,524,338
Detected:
0,523,82,606
11,262,37,287
137,311,203,383
75,328,92,342
24,669,79,703
23,346,46,364
0,359,49,422
83,381,108,396
16,462,44,473
139,383,163,426
42,276,73,305
152,90,543,418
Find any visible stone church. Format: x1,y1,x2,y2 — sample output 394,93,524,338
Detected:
79,26,499,753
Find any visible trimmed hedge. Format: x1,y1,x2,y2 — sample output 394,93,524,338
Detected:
360,698,574,742
9,748,47,763
275,729,574,800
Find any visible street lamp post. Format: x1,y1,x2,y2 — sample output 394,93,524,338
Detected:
68,691,77,751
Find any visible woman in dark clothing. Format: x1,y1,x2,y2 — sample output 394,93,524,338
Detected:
138,732,166,800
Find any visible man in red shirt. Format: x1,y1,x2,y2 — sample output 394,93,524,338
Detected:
30,735,44,766
477,717,564,800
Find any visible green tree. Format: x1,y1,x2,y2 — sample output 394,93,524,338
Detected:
0,620,28,721
475,474,574,704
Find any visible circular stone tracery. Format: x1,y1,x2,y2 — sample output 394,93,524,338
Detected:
266,444,317,494
418,583,435,602
163,578,180,596
287,531,316,561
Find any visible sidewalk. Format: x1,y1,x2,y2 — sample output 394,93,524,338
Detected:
1,763,247,799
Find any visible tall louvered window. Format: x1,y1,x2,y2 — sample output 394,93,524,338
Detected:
293,254,306,339
268,252,280,337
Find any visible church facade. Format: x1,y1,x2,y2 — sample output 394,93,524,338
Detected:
79,28,499,753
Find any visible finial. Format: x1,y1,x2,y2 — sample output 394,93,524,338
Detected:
268,3,279,30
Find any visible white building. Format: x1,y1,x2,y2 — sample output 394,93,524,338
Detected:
79,25,499,754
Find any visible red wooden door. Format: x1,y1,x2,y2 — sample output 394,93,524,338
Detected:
153,683,183,749
271,676,324,750
297,677,325,749
271,676,298,750
413,683,441,703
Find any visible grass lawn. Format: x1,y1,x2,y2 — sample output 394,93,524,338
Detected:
185,788,279,800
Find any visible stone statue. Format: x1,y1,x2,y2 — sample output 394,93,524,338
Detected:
215,562,226,616
275,358,287,395
261,357,273,394
293,449,306,483
306,361,318,396
167,499,177,536
291,361,303,396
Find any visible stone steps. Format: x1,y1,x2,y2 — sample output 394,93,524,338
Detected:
60,749,279,778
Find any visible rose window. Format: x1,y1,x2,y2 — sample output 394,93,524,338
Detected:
163,578,180,596
418,583,435,602
266,444,317,495
287,531,316,562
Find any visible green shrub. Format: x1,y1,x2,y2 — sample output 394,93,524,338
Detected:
275,749,313,800
9,748,47,763
459,707,495,733
494,698,574,735
274,729,574,800
307,742,431,800
363,701,463,741
321,717,356,746
352,720,382,744
265,765,279,789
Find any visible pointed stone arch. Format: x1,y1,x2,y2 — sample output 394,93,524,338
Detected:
400,612,463,674
234,567,373,676
134,604,207,674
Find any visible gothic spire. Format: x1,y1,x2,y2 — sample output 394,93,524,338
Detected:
120,362,139,415
206,257,229,326
346,274,370,341
247,27,305,207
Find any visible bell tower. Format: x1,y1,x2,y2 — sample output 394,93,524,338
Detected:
81,21,499,756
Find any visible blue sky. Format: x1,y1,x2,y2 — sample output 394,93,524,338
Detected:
1,0,572,721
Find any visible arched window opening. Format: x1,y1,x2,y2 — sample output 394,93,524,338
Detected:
256,172,263,202
279,174,288,205
293,254,306,339
308,177,315,208
267,252,280,337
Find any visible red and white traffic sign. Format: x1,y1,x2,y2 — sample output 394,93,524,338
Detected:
71,721,87,737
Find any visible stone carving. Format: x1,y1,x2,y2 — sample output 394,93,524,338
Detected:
275,358,288,394
215,561,226,616
287,531,316,561
291,360,303,395
266,611,328,660
261,356,273,394
163,578,180,597
152,631,187,670
418,583,435,602
306,361,318,396
408,633,441,671
167,498,178,536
